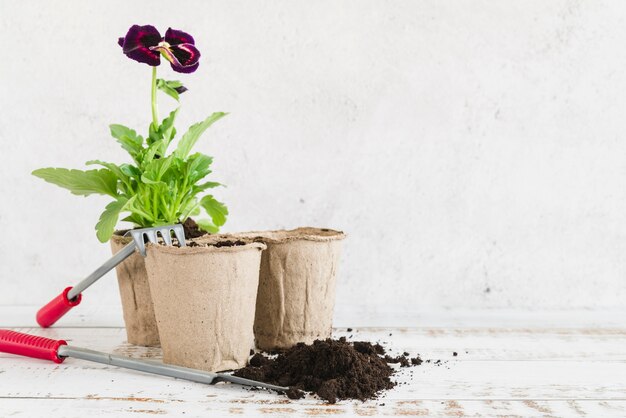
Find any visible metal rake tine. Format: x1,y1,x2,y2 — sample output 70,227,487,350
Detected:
172,225,186,247
144,230,158,244
129,230,147,256
159,228,173,246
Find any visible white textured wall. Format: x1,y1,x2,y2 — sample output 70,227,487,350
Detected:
1,0,625,312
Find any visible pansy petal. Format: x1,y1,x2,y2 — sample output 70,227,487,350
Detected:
122,25,161,52
121,25,162,66
171,43,201,67
172,62,199,74
126,46,161,66
164,28,195,46
150,45,179,66
152,43,201,73
118,37,124,47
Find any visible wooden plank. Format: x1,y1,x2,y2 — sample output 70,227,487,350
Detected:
1,398,625,417
1,354,624,401
0,310,625,417
0,329,625,403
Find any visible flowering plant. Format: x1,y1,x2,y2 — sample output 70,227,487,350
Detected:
33,25,228,242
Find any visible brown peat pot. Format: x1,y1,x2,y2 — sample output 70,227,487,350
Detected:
110,233,160,347
145,239,266,372
233,228,346,350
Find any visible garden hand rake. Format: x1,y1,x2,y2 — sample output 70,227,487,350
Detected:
0,329,288,392
36,224,186,328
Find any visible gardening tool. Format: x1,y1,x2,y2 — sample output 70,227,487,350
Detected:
0,329,289,392
36,224,186,328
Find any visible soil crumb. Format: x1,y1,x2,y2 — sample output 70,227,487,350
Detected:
182,218,206,239
286,387,305,400
233,338,396,404
384,354,410,367
411,356,423,366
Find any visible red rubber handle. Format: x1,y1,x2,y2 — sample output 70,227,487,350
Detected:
0,329,67,363
36,287,82,328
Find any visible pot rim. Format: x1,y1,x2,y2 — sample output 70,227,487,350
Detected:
225,227,346,244
146,241,266,255
111,232,132,243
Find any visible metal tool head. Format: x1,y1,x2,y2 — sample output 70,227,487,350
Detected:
128,224,186,256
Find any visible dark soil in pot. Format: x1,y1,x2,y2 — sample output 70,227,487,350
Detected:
181,218,207,239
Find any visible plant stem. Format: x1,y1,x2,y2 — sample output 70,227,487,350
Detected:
151,66,159,127
180,202,199,222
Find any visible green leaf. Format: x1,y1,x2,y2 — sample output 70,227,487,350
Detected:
192,181,223,193
186,153,213,183
32,168,118,197
144,109,178,153
148,122,160,146
140,174,162,185
121,213,147,226
95,197,128,242
156,79,185,101
165,80,184,89
143,140,164,166
119,164,141,179
109,124,144,156
141,156,174,185
86,160,125,180
175,112,227,159
160,108,179,146
195,219,219,234
199,195,228,227
124,195,155,224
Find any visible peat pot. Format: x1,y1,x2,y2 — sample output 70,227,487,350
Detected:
145,240,266,372
111,233,160,347
245,228,346,351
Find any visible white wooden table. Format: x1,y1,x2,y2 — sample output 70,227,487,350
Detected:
1,307,625,417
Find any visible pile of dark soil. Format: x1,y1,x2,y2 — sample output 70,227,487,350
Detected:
233,337,422,403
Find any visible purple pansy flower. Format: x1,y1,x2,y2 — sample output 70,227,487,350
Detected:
118,25,201,73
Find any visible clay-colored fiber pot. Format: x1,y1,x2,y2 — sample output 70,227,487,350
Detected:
237,228,346,351
110,234,160,347
145,240,266,372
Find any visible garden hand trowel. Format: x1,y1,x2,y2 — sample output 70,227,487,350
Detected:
0,329,289,393
36,224,186,328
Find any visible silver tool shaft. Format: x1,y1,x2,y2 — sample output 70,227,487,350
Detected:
37,224,186,328
57,345,288,392
67,242,135,300
67,224,186,300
